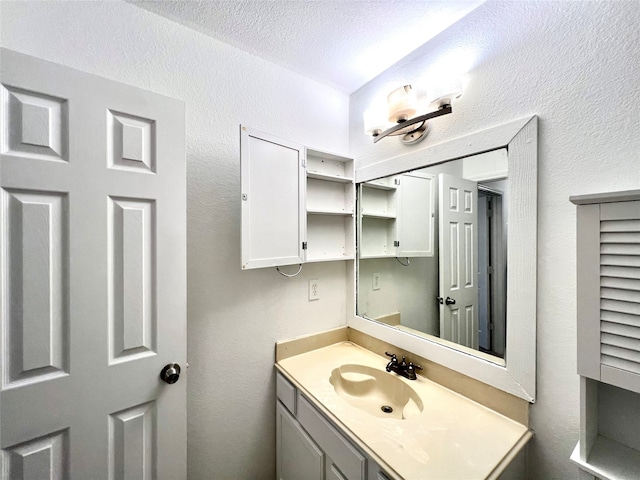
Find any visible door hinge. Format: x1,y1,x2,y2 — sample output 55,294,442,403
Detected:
242,193,248,201
487,265,493,275
394,178,400,185
489,323,495,331
394,240,400,247
302,242,307,250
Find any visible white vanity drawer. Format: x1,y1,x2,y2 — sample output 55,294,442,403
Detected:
276,372,297,415
297,393,366,480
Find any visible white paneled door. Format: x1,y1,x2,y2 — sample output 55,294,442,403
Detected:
438,173,479,349
0,49,186,479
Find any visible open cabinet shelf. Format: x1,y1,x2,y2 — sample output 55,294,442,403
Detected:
305,149,355,262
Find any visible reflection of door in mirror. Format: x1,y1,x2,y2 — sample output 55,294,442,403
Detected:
438,173,478,349
477,182,507,358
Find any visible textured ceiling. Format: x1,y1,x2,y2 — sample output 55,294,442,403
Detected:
129,0,484,93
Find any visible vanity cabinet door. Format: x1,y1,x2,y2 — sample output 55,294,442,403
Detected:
240,125,306,270
276,402,324,480
297,394,366,480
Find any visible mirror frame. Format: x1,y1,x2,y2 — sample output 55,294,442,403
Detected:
349,116,537,402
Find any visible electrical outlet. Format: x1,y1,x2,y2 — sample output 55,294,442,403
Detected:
309,279,320,301
372,272,381,291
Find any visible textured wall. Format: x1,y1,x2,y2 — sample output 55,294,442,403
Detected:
0,2,349,478
350,1,640,478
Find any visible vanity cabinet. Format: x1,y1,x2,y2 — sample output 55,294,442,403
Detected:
276,372,391,480
240,126,354,269
358,172,434,259
570,190,640,480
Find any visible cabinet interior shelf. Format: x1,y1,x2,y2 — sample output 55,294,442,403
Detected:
360,254,398,259
362,182,396,191
571,436,640,480
307,209,353,216
362,212,396,219
307,171,353,183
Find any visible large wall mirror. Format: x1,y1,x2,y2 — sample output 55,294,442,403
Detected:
358,149,509,364
350,116,537,401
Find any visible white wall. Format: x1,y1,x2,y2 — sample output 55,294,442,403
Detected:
350,1,640,478
0,1,349,478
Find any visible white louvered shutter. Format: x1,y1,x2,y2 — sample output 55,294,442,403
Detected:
576,197,640,393
599,201,640,390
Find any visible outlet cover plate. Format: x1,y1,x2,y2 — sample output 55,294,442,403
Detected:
309,279,319,301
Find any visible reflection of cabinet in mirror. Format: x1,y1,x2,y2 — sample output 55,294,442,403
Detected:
358,172,434,259
240,125,354,269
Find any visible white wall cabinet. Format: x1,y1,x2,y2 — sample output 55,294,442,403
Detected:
276,372,391,480
241,126,354,269
570,190,640,480
358,173,434,259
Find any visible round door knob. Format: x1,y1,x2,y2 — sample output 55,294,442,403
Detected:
160,363,181,384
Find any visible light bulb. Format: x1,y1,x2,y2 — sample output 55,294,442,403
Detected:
387,85,418,123
428,78,463,108
363,100,391,136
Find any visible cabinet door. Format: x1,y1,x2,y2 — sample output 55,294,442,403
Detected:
276,402,323,480
397,172,435,257
240,126,306,269
578,199,640,393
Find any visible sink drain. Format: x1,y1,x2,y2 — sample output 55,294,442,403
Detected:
381,405,394,414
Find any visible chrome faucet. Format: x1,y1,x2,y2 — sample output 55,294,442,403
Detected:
385,352,423,380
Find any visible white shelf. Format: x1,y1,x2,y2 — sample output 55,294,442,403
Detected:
571,437,640,480
359,254,397,260
307,171,353,183
307,209,353,216
361,212,396,219
362,180,397,191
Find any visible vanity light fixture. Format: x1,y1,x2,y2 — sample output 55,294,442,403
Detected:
364,79,462,145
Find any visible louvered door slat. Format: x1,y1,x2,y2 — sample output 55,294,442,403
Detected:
601,287,640,303
601,265,640,280
601,355,640,375
601,311,640,329
601,277,640,292
601,333,640,352
601,219,640,232
600,255,640,267
598,204,640,388
601,243,640,255
601,299,640,316
601,232,640,243
601,321,640,340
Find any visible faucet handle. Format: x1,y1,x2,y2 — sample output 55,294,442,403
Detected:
385,352,398,361
408,362,423,371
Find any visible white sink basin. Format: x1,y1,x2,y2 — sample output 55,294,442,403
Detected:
329,364,424,420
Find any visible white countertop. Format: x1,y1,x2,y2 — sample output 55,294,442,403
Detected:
277,341,531,480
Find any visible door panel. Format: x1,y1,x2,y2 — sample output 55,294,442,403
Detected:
439,173,479,349
0,48,186,479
